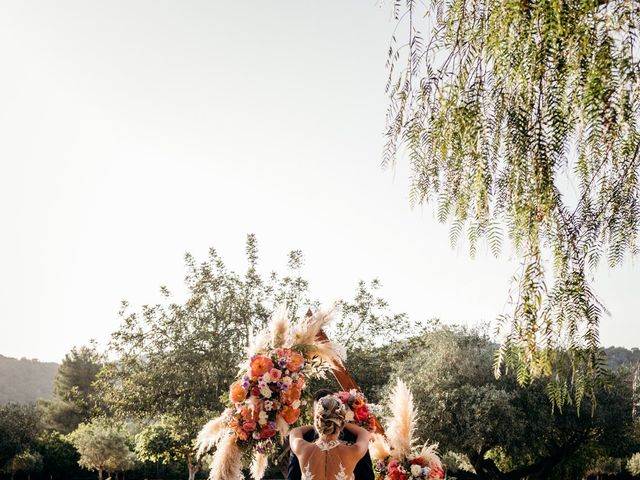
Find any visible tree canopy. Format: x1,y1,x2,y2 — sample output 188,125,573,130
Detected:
68,419,136,480
0,403,41,468
390,326,639,479
45,345,102,434
384,0,640,404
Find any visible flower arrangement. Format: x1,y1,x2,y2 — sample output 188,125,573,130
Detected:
369,379,445,480
196,307,344,480
335,389,378,433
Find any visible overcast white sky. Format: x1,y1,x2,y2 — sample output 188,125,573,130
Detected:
1,1,638,363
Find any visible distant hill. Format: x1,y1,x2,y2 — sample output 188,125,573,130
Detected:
0,355,59,404
604,346,640,370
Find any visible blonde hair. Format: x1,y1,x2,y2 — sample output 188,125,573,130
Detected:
314,395,346,437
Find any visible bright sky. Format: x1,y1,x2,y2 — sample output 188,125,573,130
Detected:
1,1,638,363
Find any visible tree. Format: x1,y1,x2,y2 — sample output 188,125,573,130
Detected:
628,452,640,476
0,403,41,467
45,344,102,433
322,279,413,402
68,419,136,480
135,418,203,480
96,235,315,479
3,450,43,480
36,431,81,480
383,0,640,403
390,326,638,479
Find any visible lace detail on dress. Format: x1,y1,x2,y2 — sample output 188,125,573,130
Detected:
334,464,352,480
302,463,315,480
315,439,341,451
301,462,353,480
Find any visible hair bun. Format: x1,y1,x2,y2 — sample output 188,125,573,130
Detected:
314,395,346,437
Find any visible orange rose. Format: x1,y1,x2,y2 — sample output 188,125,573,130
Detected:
288,384,302,402
230,382,247,403
250,356,274,377
240,405,257,422
280,406,301,424
352,397,365,408
286,352,305,372
236,429,249,441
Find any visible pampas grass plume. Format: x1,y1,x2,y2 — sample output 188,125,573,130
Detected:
195,417,227,458
270,305,290,348
369,433,391,461
386,378,416,461
250,451,268,480
209,433,243,480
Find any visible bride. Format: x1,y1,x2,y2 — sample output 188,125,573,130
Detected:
289,395,370,480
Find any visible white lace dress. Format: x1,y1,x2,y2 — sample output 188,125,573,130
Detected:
300,439,354,480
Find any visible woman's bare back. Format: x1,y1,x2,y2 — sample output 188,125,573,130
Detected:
298,439,361,480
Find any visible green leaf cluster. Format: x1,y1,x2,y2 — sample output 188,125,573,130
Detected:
385,0,640,407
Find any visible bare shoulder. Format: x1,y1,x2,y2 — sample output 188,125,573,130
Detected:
338,440,368,461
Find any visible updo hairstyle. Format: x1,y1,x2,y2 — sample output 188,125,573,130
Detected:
314,395,346,437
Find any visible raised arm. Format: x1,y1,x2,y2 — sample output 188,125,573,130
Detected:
343,423,370,455
289,425,314,456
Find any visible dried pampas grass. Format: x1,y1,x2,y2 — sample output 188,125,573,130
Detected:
250,451,268,480
270,305,290,348
209,433,243,480
417,443,442,468
195,416,227,457
369,433,391,461
246,328,271,358
291,309,334,346
386,378,416,460
291,308,344,368
275,414,290,442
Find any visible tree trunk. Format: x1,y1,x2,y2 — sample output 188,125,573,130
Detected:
187,455,199,480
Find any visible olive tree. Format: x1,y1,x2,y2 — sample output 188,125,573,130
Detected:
68,419,136,480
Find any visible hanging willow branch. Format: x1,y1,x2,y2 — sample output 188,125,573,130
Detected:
384,0,640,408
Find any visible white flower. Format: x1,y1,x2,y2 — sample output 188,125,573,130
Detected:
411,465,422,477
259,410,268,425
345,410,355,422
262,372,272,383
291,400,301,409
264,400,274,412
282,376,292,385
260,386,272,398
423,466,432,476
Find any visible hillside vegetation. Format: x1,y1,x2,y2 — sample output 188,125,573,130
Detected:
0,355,58,404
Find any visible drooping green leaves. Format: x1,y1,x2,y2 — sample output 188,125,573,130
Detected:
385,0,640,407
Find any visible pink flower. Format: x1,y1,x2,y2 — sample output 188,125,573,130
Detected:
242,421,256,432
270,368,282,381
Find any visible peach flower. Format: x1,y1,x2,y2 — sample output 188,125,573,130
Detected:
230,381,247,403
250,356,274,377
